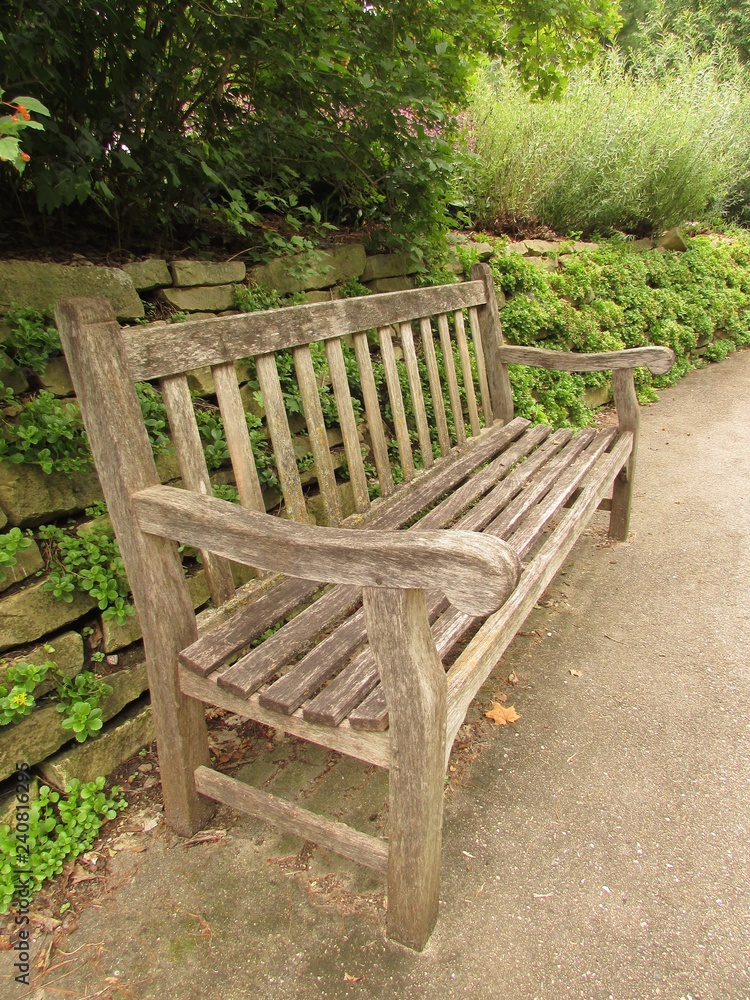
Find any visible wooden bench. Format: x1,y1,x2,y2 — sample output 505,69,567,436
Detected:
55,264,674,951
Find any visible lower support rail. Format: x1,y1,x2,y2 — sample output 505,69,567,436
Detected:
194,765,389,876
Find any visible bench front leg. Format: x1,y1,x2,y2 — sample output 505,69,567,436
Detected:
610,368,639,540
363,586,447,951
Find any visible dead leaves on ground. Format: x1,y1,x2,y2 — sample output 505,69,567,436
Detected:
485,702,521,727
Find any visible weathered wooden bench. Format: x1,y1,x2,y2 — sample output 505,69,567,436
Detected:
55,264,673,951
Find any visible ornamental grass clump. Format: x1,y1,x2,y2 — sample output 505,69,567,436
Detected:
464,38,750,235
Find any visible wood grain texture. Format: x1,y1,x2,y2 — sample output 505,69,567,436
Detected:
496,344,676,374
470,263,514,425
325,337,370,513
55,296,211,836
194,765,388,875
444,432,634,759
398,321,433,469
609,368,639,540
254,352,308,522
468,306,493,424
353,331,395,497
216,585,361,698
293,344,342,525
133,485,521,617
379,325,415,481
179,576,321,677
453,310,481,436
180,667,390,767
363,587,446,950
125,281,487,380
160,374,236,606
437,312,466,446
212,362,265,512
419,317,451,455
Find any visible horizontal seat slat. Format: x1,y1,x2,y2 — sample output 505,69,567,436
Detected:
125,281,488,381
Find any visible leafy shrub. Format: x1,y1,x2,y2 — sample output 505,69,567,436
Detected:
1,305,60,374
0,527,32,583
0,777,126,913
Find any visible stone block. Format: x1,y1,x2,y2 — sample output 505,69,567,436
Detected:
467,241,495,261
572,241,600,253
170,260,246,287
0,579,96,653
159,285,236,313
0,364,29,394
524,239,560,256
122,259,171,292
364,275,416,294
305,290,341,303
0,462,102,527
185,366,215,396
101,570,210,652
656,227,688,252
584,384,611,409
39,356,73,397
506,241,527,254
630,238,654,251
0,777,38,826
361,252,420,282
155,450,182,484
248,244,366,295
0,631,84,697
38,700,154,786
0,538,44,594
0,261,144,320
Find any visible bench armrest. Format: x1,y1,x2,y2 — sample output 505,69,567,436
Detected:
496,344,675,375
133,485,521,617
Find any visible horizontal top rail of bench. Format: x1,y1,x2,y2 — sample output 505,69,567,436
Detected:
124,281,487,381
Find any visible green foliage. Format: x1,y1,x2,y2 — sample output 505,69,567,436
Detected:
464,38,750,235
234,285,306,313
56,671,112,742
0,777,127,913
0,391,91,474
490,234,750,416
0,526,32,582
38,522,134,624
1,1,619,249
0,87,50,173
1,305,60,374
0,660,50,725
338,278,372,298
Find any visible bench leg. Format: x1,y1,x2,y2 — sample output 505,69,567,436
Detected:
363,587,447,951
609,369,639,542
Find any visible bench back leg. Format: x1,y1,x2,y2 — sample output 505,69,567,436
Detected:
609,368,640,541
364,587,447,951
55,298,213,836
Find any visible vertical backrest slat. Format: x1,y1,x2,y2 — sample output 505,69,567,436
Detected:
436,313,466,446
378,326,415,482
453,310,481,437
254,353,308,522
211,362,265,512
467,306,493,425
470,262,514,425
419,317,451,456
160,374,236,605
398,321,433,469
352,331,395,498
325,337,370,514
293,344,342,525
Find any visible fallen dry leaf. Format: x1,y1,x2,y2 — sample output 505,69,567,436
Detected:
507,672,520,685
485,702,521,726
344,973,363,982
568,669,582,677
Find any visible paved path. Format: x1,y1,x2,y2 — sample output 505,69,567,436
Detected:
8,351,750,1000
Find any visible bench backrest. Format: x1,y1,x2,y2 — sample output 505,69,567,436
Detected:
55,263,512,607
